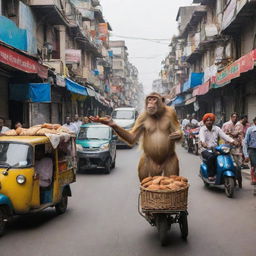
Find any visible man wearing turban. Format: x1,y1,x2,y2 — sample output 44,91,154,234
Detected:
199,113,237,181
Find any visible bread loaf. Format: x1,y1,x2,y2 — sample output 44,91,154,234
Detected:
4,129,17,136
141,176,153,185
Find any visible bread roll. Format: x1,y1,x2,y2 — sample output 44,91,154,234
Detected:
4,129,17,136
141,176,153,185
147,184,160,191
143,180,153,188
152,177,164,185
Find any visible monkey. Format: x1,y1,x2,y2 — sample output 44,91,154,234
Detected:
90,92,183,181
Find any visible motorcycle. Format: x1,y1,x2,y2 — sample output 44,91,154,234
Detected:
187,127,200,155
199,144,241,198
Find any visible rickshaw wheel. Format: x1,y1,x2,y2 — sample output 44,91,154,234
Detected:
179,212,188,240
156,214,169,246
55,195,68,215
0,207,6,236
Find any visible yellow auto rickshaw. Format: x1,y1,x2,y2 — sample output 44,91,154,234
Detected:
0,135,77,236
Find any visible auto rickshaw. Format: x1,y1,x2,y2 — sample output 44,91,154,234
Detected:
0,135,77,236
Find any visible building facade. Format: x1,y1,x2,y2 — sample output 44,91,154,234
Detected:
162,0,256,123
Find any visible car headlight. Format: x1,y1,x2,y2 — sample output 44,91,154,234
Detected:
16,175,26,185
221,146,230,154
76,144,83,151
100,143,109,151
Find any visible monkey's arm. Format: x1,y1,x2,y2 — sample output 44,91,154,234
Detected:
110,114,145,145
168,107,183,141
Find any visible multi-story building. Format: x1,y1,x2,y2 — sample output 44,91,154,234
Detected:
109,40,143,110
0,0,114,127
162,0,256,122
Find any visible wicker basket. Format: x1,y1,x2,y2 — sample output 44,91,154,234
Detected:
140,185,189,211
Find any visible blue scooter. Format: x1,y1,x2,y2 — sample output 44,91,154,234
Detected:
200,144,241,198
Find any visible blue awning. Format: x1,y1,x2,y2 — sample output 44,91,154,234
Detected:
65,78,88,96
182,72,204,92
9,83,51,102
170,96,185,106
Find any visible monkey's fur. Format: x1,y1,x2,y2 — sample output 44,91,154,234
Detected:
111,92,182,181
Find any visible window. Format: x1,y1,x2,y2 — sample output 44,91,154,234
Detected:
0,142,32,168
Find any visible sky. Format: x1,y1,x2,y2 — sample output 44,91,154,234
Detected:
101,0,192,94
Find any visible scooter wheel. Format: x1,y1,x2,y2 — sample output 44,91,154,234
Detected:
224,177,235,198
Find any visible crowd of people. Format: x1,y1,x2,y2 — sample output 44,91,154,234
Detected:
180,113,256,185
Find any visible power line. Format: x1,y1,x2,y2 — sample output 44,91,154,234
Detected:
110,33,171,44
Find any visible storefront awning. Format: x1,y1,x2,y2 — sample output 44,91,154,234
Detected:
185,97,196,105
0,43,48,79
169,95,185,106
193,80,210,96
65,78,88,96
9,83,51,102
213,49,256,88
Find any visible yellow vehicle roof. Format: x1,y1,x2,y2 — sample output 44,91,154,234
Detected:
0,136,50,145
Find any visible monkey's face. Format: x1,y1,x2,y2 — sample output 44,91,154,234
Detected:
146,96,159,115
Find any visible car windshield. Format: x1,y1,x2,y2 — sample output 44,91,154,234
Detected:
0,142,32,168
78,127,110,140
112,110,134,119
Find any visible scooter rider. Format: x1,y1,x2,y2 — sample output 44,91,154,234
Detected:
199,113,238,181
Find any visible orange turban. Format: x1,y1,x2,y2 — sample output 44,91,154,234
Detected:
202,113,216,123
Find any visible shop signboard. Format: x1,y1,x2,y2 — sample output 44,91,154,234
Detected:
65,49,81,64
0,44,47,78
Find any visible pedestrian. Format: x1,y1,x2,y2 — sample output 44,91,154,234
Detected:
199,113,237,181
14,121,23,129
181,114,191,130
235,115,250,168
191,113,199,127
222,112,239,138
0,117,10,135
73,114,82,132
63,116,78,134
82,116,90,125
243,117,256,185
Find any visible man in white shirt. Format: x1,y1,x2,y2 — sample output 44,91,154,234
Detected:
63,116,78,134
73,114,82,132
35,146,53,188
199,113,236,181
191,113,199,127
181,114,191,129
0,117,10,135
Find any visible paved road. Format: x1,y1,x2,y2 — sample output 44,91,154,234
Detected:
1,146,256,256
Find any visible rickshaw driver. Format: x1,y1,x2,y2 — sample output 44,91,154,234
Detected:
35,145,53,188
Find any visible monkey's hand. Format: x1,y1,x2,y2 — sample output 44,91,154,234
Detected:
169,131,182,141
89,116,114,127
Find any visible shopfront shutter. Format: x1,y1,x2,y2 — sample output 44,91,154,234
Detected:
31,103,50,126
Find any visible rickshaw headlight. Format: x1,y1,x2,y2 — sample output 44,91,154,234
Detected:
16,175,26,185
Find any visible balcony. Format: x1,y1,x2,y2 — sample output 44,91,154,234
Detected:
29,0,70,26
178,5,207,37
221,0,256,33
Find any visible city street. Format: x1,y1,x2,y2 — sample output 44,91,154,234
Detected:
0,145,256,256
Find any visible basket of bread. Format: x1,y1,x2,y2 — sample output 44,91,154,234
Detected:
140,175,189,211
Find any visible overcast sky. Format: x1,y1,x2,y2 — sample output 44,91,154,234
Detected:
100,0,192,94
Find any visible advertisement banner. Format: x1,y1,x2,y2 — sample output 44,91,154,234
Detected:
65,49,81,64
98,23,108,41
